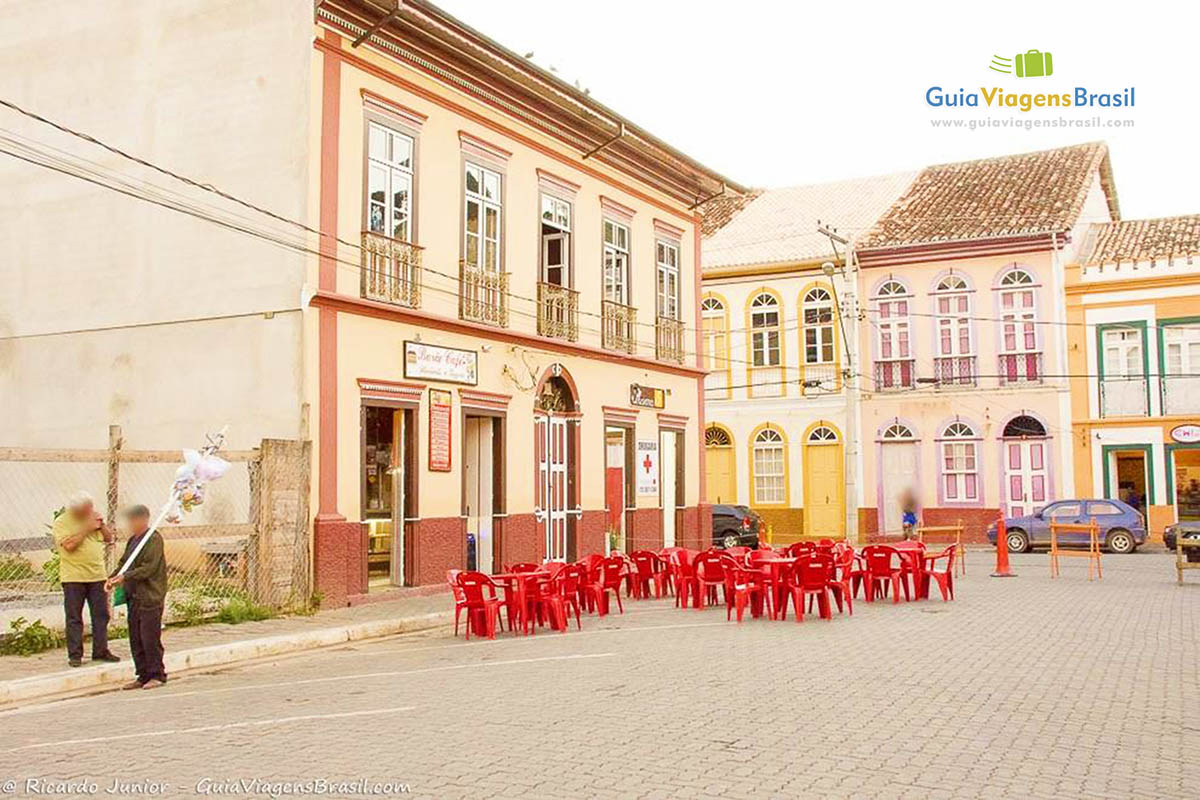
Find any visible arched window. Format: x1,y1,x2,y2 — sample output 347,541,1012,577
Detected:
807,425,839,443
1002,415,1047,438
874,279,913,390
802,286,836,366
940,420,979,502
882,422,915,440
701,296,730,397
705,425,732,447
932,273,976,385
749,293,782,368
751,427,786,504
996,267,1041,384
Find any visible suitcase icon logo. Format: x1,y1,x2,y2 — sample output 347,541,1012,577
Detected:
989,50,1054,78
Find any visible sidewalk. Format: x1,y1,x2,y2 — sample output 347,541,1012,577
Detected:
0,590,452,707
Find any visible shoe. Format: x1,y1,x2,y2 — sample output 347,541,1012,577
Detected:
92,652,121,663
142,679,166,690
68,659,83,668
121,680,145,691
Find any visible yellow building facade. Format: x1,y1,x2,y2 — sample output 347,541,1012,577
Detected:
1066,215,1200,541
307,1,743,600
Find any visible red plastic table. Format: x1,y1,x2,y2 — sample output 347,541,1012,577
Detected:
754,557,796,619
492,571,562,634
889,541,926,600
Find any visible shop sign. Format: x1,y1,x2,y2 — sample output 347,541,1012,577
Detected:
636,439,659,495
630,383,666,409
428,389,453,472
1171,424,1200,444
404,341,477,385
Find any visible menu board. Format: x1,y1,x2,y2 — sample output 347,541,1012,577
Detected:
428,389,453,472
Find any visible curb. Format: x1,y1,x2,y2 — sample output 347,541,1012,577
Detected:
0,610,452,708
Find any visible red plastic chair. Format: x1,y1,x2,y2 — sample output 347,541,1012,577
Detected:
693,552,728,609
896,542,926,599
787,553,834,621
921,545,957,601
722,558,771,622
507,562,540,574
541,561,567,579
583,556,625,616
784,541,815,558
630,550,668,599
447,569,468,636
456,571,504,639
827,547,855,616
724,546,750,558
862,546,909,603
669,549,698,608
547,564,585,630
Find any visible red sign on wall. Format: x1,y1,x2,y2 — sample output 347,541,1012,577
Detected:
429,389,453,472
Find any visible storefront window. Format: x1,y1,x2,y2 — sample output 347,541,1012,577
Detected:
363,406,395,516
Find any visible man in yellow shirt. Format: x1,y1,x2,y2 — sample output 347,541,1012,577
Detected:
52,491,120,667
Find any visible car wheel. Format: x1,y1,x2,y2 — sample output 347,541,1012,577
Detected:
1106,529,1135,555
721,533,738,549
1005,528,1030,553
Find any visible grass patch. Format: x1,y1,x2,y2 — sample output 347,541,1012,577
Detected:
0,617,65,656
215,596,276,625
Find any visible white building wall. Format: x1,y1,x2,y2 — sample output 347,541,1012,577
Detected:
0,0,314,451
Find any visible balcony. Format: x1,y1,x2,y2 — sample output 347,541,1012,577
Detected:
459,262,509,327
801,363,840,395
1100,376,1148,417
361,230,422,308
537,282,579,342
602,299,637,355
874,359,915,392
1162,375,1200,415
655,316,684,364
933,356,977,387
997,352,1043,385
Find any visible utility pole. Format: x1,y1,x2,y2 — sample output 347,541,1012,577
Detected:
819,223,861,545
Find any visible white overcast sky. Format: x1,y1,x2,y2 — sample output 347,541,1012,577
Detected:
439,0,1199,221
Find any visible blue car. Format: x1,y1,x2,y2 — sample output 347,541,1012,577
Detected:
987,499,1146,555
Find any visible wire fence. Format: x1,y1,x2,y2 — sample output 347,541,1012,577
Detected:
0,429,311,638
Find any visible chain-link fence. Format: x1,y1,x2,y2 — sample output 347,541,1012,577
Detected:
0,430,311,637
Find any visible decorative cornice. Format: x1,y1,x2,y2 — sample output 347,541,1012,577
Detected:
536,168,581,199
459,387,512,411
658,412,689,430
602,405,639,425
357,377,424,404
654,218,686,242
361,89,427,130
600,195,636,224
458,130,511,167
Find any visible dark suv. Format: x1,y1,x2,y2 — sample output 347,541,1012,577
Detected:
711,504,762,549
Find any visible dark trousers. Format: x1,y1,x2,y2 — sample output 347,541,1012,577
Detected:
62,581,109,661
128,602,167,683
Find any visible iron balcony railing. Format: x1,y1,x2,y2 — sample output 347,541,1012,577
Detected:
458,261,509,327
655,316,684,364
361,230,422,308
1099,376,1149,417
1162,374,1200,415
997,352,1043,385
933,355,978,387
602,299,637,355
874,359,915,391
537,282,579,342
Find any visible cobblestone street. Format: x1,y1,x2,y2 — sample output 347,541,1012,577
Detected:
0,551,1196,799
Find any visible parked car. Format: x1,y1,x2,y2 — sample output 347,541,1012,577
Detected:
711,504,762,549
986,499,1146,554
1164,521,1200,562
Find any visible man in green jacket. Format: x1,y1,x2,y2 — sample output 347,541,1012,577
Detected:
106,505,167,690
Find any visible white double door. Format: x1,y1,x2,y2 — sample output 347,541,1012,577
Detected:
536,414,570,561
880,442,918,535
464,417,494,574
1004,439,1048,517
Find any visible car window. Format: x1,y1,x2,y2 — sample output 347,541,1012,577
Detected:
1088,501,1122,516
1046,503,1081,518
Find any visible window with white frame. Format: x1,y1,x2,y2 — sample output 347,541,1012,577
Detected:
656,240,680,320
540,194,571,287
752,428,786,504
940,421,979,502
367,122,414,241
464,163,502,271
997,268,1041,383
802,287,836,365
874,280,913,388
1164,324,1200,376
932,274,975,384
603,220,630,304
750,293,782,367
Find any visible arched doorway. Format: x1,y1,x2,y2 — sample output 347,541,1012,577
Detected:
803,422,845,538
704,425,736,504
1001,414,1049,517
534,366,579,561
879,420,918,535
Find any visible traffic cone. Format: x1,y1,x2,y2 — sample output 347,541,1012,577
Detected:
991,516,1016,578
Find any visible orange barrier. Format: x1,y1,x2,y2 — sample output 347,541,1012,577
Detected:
916,521,965,576
992,517,1015,577
1049,519,1102,580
